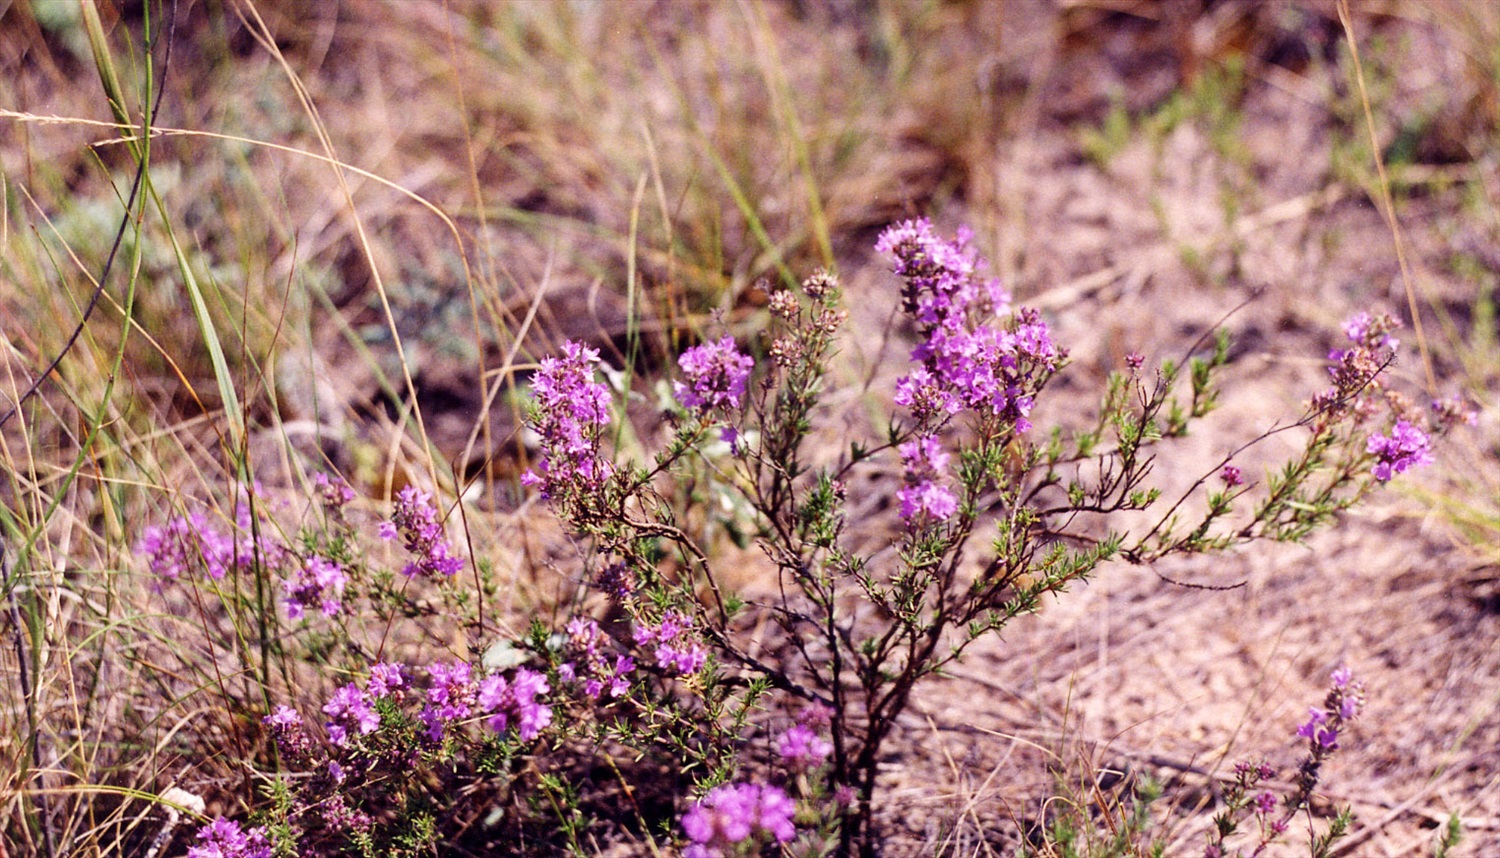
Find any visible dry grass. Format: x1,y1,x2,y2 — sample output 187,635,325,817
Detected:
1,0,1497,855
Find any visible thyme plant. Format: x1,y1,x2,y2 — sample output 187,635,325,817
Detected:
516,219,1470,855
151,220,1470,858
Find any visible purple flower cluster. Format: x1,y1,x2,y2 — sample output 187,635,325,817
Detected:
560,617,634,700
419,660,477,741
875,220,1007,328
477,667,553,740
282,556,348,620
1340,311,1400,351
1366,420,1433,482
186,818,272,858
1295,665,1363,751
367,662,407,697
520,340,615,500
595,560,636,602
897,435,958,524
319,663,409,747
263,704,313,759
419,660,553,743
879,219,1061,434
634,610,708,675
313,472,356,510
381,486,463,579
1220,464,1244,487
323,682,382,748
138,495,285,588
680,782,797,858
776,705,833,772
1252,790,1277,816
1314,311,1401,419
675,335,754,415
138,513,217,584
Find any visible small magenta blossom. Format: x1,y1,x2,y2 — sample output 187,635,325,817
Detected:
634,610,707,675
1315,311,1401,418
563,617,634,700
521,340,615,500
879,219,1062,436
1252,790,1277,815
420,661,477,741
1295,707,1339,750
1220,464,1243,487
681,782,797,858
1341,311,1400,351
282,556,348,619
1367,420,1433,482
777,723,833,771
595,561,635,601
898,435,957,524
138,501,285,588
385,486,464,578
186,818,272,858
323,683,380,747
778,703,834,771
893,366,961,423
263,705,312,759
675,335,754,414
312,472,356,509
1295,665,1364,751
477,667,553,741
137,514,220,586
367,662,408,698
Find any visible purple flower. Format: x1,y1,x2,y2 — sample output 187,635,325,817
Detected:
681,782,797,857
1220,464,1243,487
674,336,754,414
1330,665,1352,689
1253,790,1277,815
137,513,214,585
367,662,407,698
137,500,285,588
1367,420,1432,482
562,617,635,700
1431,394,1479,429
635,610,707,675
878,220,1063,435
894,366,961,422
898,435,958,524
282,556,348,620
313,472,356,510
1342,311,1399,351
322,683,380,747
386,486,464,578
420,661,477,741
1296,707,1339,750
478,667,553,740
263,705,311,758
1296,666,1364,755
1316,311,1402,419
776,723,833,771
521,340,615,500
186,818,272,858
595,561,635,601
